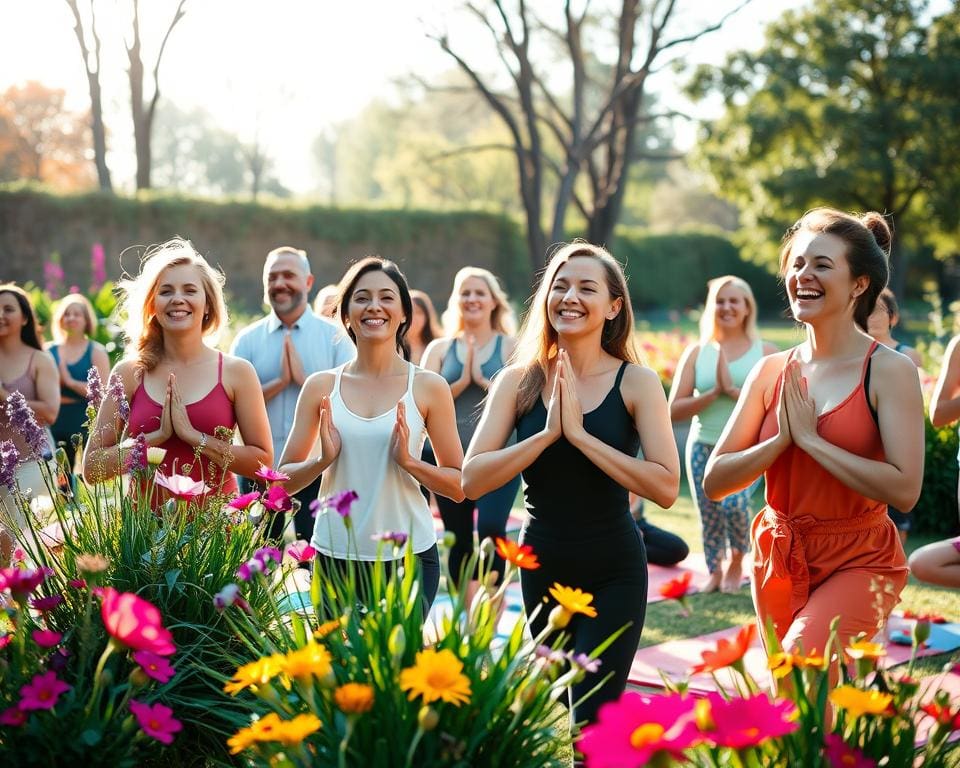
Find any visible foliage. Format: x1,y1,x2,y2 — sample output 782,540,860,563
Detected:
688,0,960,291
914,419,960,538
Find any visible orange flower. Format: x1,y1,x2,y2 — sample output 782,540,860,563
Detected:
334,683,375,714
494,538,540,570
690,624,756,675
845,641,886,661
659,571,693,600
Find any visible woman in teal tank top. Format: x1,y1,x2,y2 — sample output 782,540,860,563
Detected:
46,294,110,476
668,276,778,592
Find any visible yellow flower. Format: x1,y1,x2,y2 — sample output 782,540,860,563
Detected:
829,686,893,719
768,650,827,679
548,583,598,618
227,713,321,754
334,682,375,714
314,619,341,640
146,447,167,465
846,641,886,661
224,654,285,695
399,648,472,707
282,643,333,682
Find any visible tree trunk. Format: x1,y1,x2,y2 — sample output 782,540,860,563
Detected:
88,73,112,191
887,229,907,299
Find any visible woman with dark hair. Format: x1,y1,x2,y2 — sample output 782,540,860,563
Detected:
704,209,923,666
279,257,464,610
866,288,922,367
0,284,59,564
47,293,111,476
463,242,680,725
83,239,272,495
407,289,441,365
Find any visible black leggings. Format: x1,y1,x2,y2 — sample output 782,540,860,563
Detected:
436,474,521,587
520,518,647,726
238,474,323,543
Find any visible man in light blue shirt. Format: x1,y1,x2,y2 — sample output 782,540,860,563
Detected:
230,246,354,540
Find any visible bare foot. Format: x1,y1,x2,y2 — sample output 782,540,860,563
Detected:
721,558,744,593
702,572,722,593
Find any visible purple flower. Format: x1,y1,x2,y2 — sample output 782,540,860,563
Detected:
213,583,241,610
253,546,283,569
261,484,292,513
316,489,359,519
0,440,19,491
372,531,408,548
106,371,129,422
86,366,104,410
125,433,148,475
567,652,602,674
5,392,47,461
30,594,64,612
91,243,106,292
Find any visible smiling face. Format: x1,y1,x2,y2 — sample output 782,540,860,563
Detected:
458,276,496,328
265,252,313,318
345,269,406,347
0,291,26,340
714,282,749,331
547,256,622,339
59,301,89,337
152,264,209,334
785,230,867,326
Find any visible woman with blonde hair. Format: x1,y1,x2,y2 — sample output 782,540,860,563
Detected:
83,238,272,497
463,243,680,725
47,293,110,475
669,276,777,592
704,209,922,665
422,267,520,595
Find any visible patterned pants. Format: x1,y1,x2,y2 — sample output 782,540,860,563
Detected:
686,439,752,574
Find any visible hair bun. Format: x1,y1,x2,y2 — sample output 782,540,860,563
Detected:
860,212,892,256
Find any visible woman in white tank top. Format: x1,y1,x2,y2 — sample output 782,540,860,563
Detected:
278,257,464,609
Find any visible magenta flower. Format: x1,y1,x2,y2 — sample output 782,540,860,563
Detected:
315,489,359,519
106,371,130,422
31,629,63,648
155,471,210,501
255,464,289,483
213,583,251,613
578,692,700,768
129,699,183,745
99,587,176,656
0,440,18,491
824,734,876,767
0,566,53,600
18,671,71,711
0,706,26,726
285,541,317,563
133,650,177,684
30,594,64,612
0,634,11,649
90,242,106,291
69,578,87,590
228,491,261,510
696,693,799,749
261,483,293,513
372,531,409,548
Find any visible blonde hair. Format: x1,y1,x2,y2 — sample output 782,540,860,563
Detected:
52,292,97,342
441,267,516,337
313,284,339,317
698,276,760,344
512,242,640,415
117,238,228,373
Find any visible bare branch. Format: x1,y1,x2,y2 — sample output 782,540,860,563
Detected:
658,0,753,54
147,0,187,122
424,143,517,163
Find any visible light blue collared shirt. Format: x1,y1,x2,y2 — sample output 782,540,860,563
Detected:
229,306,355,460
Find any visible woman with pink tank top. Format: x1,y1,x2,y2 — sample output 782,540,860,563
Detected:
279,257,464,610
0,284,60,564
83,239,272,502
704,209,923,668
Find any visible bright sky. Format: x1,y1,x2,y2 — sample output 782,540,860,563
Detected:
1,0,826,194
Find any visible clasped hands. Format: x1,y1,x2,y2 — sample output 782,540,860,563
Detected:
279,333,306,387
543,349,587,447
457,335,491,389
775,360,818,450
713,347,740,400
153,373,205,448
315,394,415,474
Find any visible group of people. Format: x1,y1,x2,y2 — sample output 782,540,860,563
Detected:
2,204,960,730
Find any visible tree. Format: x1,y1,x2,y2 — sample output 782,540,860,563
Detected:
64,0,112,191
688,0,960,296
430,0,748,270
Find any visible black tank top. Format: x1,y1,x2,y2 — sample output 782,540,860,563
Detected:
516,361,639,535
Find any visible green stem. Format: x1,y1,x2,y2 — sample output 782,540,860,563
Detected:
338,717,355,768
404,726,425,768
85,638,118,717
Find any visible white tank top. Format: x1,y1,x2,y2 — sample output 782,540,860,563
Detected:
310,362,435,560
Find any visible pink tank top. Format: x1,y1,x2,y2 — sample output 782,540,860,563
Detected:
0,351,51,459
128,353,238,495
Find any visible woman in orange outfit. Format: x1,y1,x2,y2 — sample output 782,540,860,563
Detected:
703,208,924,660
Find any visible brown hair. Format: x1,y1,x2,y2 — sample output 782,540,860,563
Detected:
877,287,900,320
117,238,228,373
0,283,43,350
337,257,413,358
779,208,891,331
512,242,640,415
52,292,97,342
410,289,442,350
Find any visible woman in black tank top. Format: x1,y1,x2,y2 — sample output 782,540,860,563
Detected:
462,243,680,729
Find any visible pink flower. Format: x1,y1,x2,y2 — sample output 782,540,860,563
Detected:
99,587,176,656
69,578,87,590
31,594,64,612
155,471,210,501
824,734,876,767
0,634,11,649
228,491,261,510
261,483,293,513
578,692,700,768
0,566,53,600
695,693,799,749
255,464,289,483
18,671,71,711
285,541,317,563
129,699,183,745
313,489,359,519
0,706,26,726
31,629,63,648
133,650,177,684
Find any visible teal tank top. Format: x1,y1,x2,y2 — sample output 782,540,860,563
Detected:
689,338,763,446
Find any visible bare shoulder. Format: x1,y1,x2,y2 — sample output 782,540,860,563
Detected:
110,358,142,395
413,367,450,394
423,336,453,360
34,349,58,372
761,341,780,356
621,362,664,394
301,369,336,397
223,353,257,379
871,343,921,381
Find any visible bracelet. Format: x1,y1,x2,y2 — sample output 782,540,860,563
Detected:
198,433,209,451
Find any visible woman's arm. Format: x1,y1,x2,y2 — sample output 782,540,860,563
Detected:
668,344,720,422
785,350,924,511
563,359,680,508
278,372,336,494
930,335,960,427
462,365,560,499
400,372,465,501
29,352,60,425
703,353,791,500
423,337,473,398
